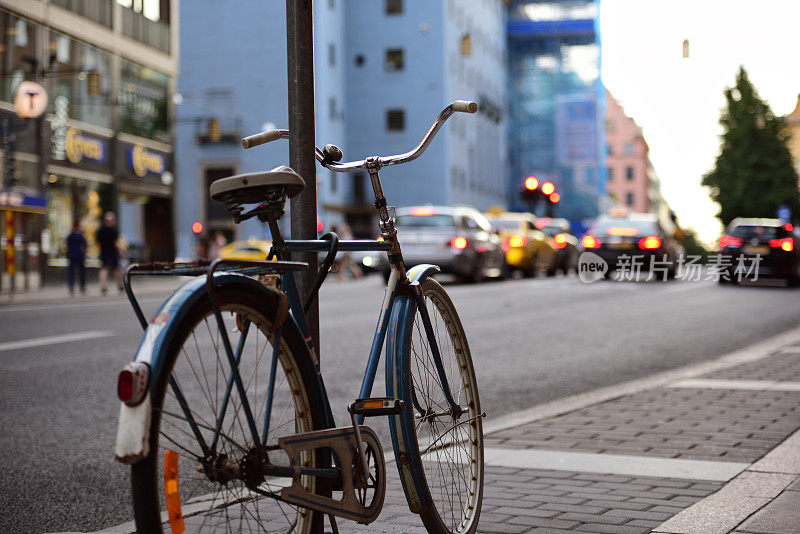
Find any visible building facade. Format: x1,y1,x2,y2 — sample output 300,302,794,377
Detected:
0,0,178,292
175,0,508,255
784,94,800,183
604,89,654,213
507,0,604,233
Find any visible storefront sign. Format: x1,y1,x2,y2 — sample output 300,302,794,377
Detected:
127,144,166,177
0,190,46,213
51,96,69,160
14,81,48,119
65,128,106,164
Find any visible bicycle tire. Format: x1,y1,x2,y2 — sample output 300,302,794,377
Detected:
131,283,329,533
388,278,484,534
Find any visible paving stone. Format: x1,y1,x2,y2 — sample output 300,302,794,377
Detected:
506,516,581,529
575,523,650,533
603,508,673,521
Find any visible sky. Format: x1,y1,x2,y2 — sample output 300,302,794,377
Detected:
599,0,800,244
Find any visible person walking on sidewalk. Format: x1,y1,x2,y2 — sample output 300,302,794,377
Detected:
97,211,123,295
66,222,87,295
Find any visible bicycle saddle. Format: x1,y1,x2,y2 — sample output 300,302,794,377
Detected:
210,166,306,205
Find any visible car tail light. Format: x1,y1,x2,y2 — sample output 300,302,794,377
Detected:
608,226,638,237
552,233,568,249
376,236,384,242
503,235,527,250
718,234,743,249
638,236,662,249
535,218,550,229
769,237,794,252
784,223,793,232
581,235,600,249
118,362,149,405
450,236,468,249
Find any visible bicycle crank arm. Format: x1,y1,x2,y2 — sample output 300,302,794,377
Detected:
279,425,386,524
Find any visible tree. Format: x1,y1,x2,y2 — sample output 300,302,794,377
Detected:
702,67,800,226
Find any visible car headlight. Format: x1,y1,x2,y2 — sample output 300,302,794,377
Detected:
362,256,374,267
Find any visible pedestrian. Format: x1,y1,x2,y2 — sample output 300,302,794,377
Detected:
208,230,227,260
335,223,362,280
66,221,87,295
97,211,123,295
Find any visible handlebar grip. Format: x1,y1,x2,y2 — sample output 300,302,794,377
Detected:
242,130,282,149
452,100,478,113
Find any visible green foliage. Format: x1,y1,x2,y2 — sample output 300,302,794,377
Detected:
679,228,710,262
702,67,800,226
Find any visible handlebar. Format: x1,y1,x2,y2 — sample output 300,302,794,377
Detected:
241,100,477,173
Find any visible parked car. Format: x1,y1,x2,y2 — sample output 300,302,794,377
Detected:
220,238,271,261
580,212,681,279
485,210,557,277
536,217,580,274
382,205,507,283
718,218,800,286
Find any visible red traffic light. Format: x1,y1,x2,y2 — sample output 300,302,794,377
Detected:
549,192,561,203
192,221,204,234
541,181,555,196
524,176,539,190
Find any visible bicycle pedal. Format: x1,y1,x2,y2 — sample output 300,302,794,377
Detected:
348,398,405,417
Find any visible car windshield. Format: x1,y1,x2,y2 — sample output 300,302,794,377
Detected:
488,219,522,231
591,217,657,236
396,214,456,228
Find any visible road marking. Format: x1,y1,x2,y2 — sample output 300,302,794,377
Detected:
0,296,164,314
482,447,747,481
667,378,800,391
0,330,115,352
780,347,800,354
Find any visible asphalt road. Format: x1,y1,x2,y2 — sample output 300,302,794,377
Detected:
1,273,799,533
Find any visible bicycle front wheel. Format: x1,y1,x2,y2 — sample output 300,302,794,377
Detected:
131,283,329,533
388,278,484,534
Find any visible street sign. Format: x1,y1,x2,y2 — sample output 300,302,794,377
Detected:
777,205,791,223
14,81,48,119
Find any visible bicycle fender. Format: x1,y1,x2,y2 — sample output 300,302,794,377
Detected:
114,274,273,464
385,293,431,513
405,264,440,283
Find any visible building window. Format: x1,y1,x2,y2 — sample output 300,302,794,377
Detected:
330,170,337,193
329,0,335,8
607,167,613,182
606,144,613,155
328,97,337,120
460,34,472,57
625,166,634,181
119,58,170,143
386,109,405,131
352,173,366,203
385,48,404,71
626,192,634,206
386,0,402,15
206,166,236,222
354,54,366,67
328,43,336,67
625,142,634,155
606,119,614,132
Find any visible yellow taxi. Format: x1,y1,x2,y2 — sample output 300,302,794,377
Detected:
219,238,272,261
485,209,558,277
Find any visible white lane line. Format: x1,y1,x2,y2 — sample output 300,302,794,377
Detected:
482,447,748,482
0,296,165,314
0,330,115,352
667,378,800,392
779,347,800,354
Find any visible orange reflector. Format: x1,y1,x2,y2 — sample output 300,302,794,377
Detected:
164,450,185,534
364,400,384,409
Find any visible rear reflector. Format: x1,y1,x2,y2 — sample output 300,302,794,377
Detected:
118,362,149,406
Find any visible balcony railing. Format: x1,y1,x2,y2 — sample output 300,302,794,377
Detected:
195,117,242,145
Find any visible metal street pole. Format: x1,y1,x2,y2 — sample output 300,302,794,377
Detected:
286,0,320,351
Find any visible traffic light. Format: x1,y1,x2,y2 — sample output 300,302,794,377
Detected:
520,176,541,204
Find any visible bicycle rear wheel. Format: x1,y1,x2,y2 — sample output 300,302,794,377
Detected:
388,278,484,534
131,283,329,533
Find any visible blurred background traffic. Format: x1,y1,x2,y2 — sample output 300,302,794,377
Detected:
0,0,799,294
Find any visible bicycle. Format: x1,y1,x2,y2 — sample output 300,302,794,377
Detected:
114,101,484,533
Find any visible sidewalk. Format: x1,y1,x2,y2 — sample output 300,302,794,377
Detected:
75,327,800,534
0,275,189,307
